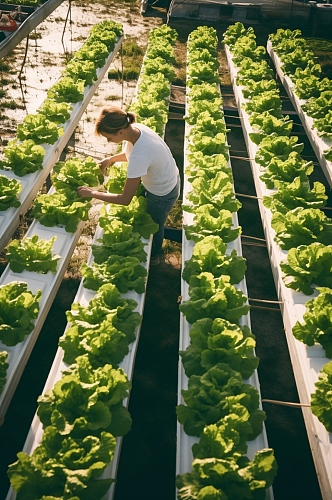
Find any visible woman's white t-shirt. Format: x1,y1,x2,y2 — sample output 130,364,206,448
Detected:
122,123,179,196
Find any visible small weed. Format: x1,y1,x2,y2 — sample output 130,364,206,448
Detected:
0,115,9,121
0,62,10,72
105,94,119,101
1,139,9,146
64,53,75,64
54,17,65,22
0,90,6,99
29,32,42,40
0,101,25,110
122,38,144,57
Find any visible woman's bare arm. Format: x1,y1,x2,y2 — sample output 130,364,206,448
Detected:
100,152,127,174
77,177,141,206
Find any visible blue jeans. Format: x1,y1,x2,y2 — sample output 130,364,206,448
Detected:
143,174,180,258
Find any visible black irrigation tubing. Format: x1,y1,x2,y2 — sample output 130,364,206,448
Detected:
262,399,311,408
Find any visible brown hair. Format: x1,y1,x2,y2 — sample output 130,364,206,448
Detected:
95,106,136,136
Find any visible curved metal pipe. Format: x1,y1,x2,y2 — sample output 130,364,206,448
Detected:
0,0,65,60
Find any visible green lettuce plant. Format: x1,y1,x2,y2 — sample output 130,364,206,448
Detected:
259,152,313,189
38,99,73,125
271,207,332,250
17,114,63,145
104,197,159,239
180,317,258,379
0,139,45,176
176,448,277,500
81,255,147,293
179,272,249,325
60,283,141,367
32,188,91,233
0,175,22,211
176,362,265,437
37,354,132,438
184,205,241,244
8,429,116,500
0,351,8,395
311,360,332,432
182,236,246,285
293,287,332,356
263,177,327,214
52,156,103,193
47,77,85,104
7,235,61,274
92,219,148,264
280,243,332,295
64,58,98,86
0,282,42,346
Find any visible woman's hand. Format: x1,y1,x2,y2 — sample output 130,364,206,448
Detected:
99,158,110,176
77,186,94,198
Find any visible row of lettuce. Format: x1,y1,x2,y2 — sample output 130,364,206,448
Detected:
5,24,178,500
176,26,277,500
224,23,332,435
0,18,124,402
268,28,332,162
0,19,123,220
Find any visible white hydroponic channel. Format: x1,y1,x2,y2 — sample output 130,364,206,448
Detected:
176,58,273,500
225,43,332,500
0,36,124,423
5,32,174,500
0,35,123,254
266,40,332,188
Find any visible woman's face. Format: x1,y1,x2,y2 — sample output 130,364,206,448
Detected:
101,130,123,144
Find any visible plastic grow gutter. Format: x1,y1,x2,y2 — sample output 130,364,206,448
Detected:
0,35,123,255
0,36,123,424
0,191,85,425
176,71,273,500
266,40,332,188
225,43,332,500
5,38,174,500
0,0,64,60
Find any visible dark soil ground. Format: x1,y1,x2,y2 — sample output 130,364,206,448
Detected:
0,4,332,500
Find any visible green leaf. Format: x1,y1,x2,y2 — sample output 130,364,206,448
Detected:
17,114,63,145
182,236,246,285
271,207,332,250
0,351,8,395
181,317,258,379
81,255,147,294
7,235,61,274
179,272,249,326
1,139,45,176
281,243,332,295
293,287,332,356
0,282,42,346
39,99,73,125
311,360,332,432
0,174,21,211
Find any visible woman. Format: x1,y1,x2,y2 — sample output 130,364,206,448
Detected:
77,106,180,265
